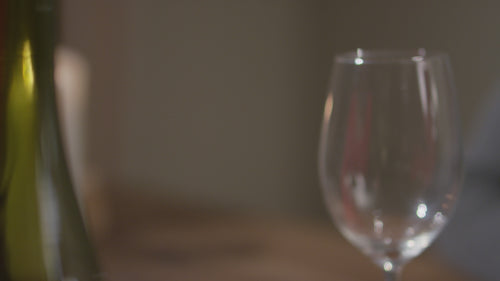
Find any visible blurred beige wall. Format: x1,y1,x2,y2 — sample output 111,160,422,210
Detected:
61,0,498,217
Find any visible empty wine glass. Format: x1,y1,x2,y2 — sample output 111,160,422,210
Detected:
318,49,462,281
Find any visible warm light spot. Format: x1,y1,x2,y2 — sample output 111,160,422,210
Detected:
416,203,427,219
354,58,364,65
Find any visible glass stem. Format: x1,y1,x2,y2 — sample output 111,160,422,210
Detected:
384,263,402,281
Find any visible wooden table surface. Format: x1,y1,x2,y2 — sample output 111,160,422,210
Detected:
88,187,472,281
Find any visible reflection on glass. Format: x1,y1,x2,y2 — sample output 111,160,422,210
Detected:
416,203,427,219
319,49,462,281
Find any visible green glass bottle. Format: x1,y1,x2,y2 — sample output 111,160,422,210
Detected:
0,0,101,280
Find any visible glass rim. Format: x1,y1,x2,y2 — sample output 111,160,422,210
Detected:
334,48,448,64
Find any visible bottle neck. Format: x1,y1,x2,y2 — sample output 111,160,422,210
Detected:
0,0,57,94
1,0,56,56
0,0,64,170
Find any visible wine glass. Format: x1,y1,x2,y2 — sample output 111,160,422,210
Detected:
318,49,462,281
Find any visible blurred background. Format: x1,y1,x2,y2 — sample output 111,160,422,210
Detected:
55,1,496,280
60,0,495,217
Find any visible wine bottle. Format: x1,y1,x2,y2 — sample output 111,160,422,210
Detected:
0,0,101,280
